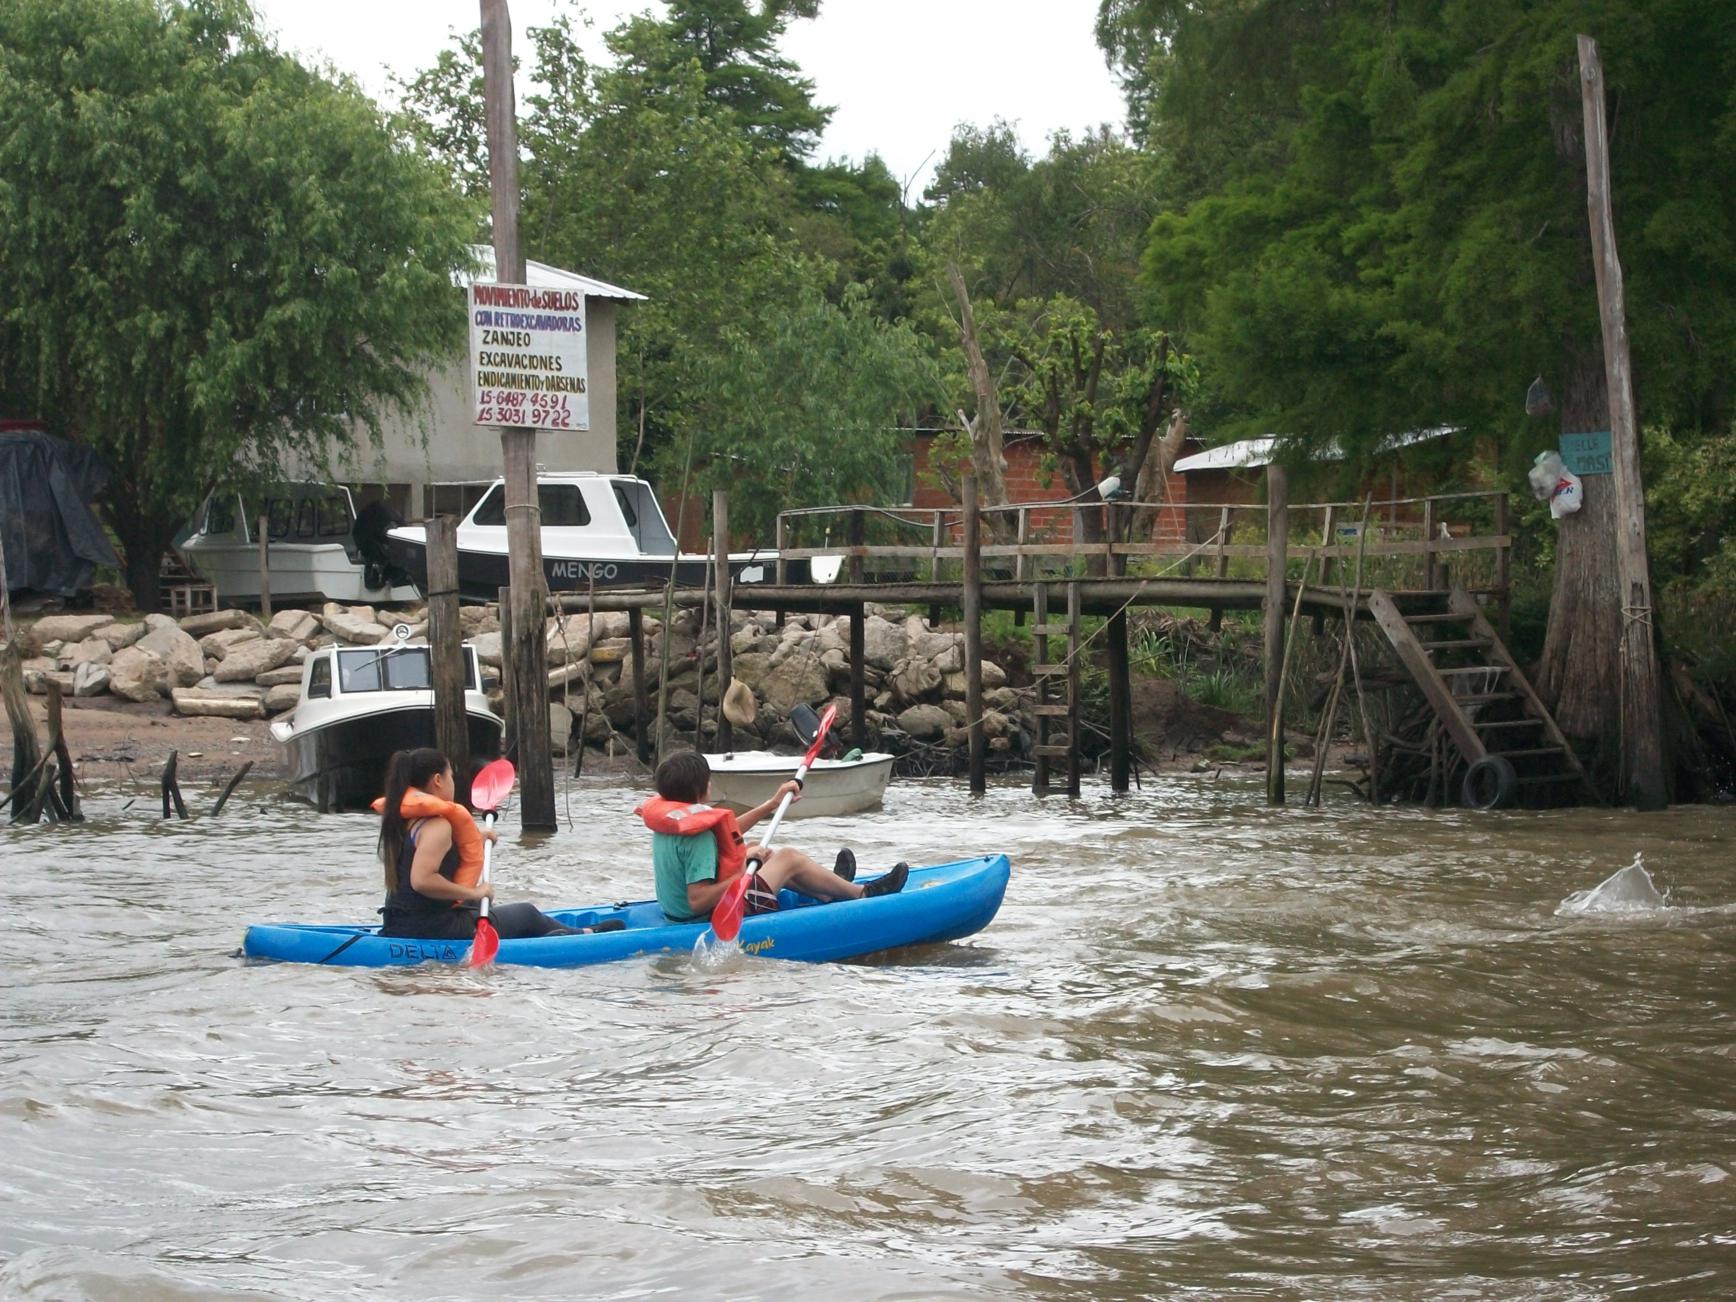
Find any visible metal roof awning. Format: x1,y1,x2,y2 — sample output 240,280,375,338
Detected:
460,246,647,302
1173,425,1460,473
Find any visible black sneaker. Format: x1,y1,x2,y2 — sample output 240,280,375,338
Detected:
590,918,627,933
834,847,857,882
862,862,909,898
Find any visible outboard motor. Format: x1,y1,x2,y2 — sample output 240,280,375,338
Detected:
352,499,410,591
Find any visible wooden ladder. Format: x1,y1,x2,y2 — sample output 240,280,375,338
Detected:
1366,587,1597,805
1031,581,1081,796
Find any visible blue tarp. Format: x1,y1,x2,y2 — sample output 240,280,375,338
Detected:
0,427,119,598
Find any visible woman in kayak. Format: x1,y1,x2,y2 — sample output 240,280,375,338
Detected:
377,747,587,940
640,749,907,923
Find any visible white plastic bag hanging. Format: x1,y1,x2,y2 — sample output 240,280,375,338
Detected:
1528,450,1583,520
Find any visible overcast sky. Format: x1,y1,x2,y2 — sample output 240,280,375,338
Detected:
247,0,1129,198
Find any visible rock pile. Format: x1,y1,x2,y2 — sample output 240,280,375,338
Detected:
20,602,1037,759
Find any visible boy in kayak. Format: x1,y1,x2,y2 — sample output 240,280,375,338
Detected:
640,749,907,923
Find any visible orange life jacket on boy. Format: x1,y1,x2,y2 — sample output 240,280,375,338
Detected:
636,797,748,881
370,790,486,888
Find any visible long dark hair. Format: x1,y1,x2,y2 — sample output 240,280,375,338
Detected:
379,747,450,892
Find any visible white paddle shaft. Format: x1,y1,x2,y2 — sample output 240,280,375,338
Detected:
478,810,495,919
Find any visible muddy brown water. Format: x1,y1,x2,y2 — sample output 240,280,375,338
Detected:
3,773,1733,1299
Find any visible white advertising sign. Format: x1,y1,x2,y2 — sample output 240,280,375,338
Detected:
469,281,588,430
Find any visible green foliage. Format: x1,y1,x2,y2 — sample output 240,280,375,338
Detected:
0,0,474,602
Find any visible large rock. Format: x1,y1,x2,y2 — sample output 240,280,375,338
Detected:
177,608,254,637
268,608,321,642
213,636,299,682
26,668,76,696
545,610,631,665
548,701,574,756
895,703,952,741
171,688,264,720
29,614,115,648
72,661,111,698
193,678,266,697
254,665,305,687
137,621,205,687
859,614,908,671
66,636,114,668
321,610,387,645
200,626,260,660
943,661,1009,697
470,630,503,666
108,646,173,702
732,648,828,716
904,615,959,661
95,621,148,652
887,657,942,705
263,683,302,714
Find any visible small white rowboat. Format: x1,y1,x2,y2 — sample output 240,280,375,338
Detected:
704,750,895,819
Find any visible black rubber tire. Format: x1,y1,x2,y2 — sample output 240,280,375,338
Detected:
1462,754,1518,810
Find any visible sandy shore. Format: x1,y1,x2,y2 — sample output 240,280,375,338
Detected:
23,694,277,783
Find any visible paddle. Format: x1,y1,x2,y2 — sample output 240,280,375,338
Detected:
710,703,838,944
466,758,517,968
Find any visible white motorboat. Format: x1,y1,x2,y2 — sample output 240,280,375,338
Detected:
383,471,791,601
178,482,420,607
270,641,502,812
704,750,895,819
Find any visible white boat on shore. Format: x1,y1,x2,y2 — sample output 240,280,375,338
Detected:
178,482,419,607
383,471,789,601
270,641,502,812
704,750,895,819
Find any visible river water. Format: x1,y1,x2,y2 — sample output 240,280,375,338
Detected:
2,771,1733,1299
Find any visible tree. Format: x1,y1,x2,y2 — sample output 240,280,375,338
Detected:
1114,0,1736,796
0,0,474,609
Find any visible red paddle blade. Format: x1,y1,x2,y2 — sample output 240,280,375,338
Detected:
470,758,516,813
710,871,750,943
468,916,500,968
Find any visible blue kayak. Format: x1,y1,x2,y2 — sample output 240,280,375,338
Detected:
241,855,1010,968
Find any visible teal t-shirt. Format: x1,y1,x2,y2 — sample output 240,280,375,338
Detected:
653,830,719,921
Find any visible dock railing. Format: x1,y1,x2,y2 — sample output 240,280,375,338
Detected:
774,486,1512,604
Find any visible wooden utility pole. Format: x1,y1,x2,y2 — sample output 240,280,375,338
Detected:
481,0,554,828
711,489,734,754
425,516,472,806
1105,501,1132,793
962,474,985,794
1578,34,1667,811
256,515,271,621
1263,463,1290,804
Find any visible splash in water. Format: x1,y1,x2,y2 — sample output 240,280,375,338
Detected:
1557,853,1669,915
691,929,744,971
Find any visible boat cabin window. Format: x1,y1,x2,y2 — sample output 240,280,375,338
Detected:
306,656,333,699
203,494,238,537
334,647,476,693
471,483,591,528
317,495,353,538
611,479,677,553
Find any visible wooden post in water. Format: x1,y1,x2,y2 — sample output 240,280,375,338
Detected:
1264,463,1290,804
711,490,733,754
1106,502,1132,792
256,515,271,621
962,474,985,794
849,602,866,751
1578,34,1667,811
482,0,555,829
496,585,514,754
2,639,43,823
425,516,471,805
627,606,651,765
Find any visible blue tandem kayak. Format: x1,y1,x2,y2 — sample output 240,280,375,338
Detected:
242,854,1011,968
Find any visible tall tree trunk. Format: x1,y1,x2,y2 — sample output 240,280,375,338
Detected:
946,263,1013,541
107,497,173,614
1533,352,1622,783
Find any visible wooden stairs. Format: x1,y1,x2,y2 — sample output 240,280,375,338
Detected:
1030,581,1082,797
1366,587,1598,807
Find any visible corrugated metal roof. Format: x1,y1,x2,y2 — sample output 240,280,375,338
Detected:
1173,425,1459,473
460,245,647,302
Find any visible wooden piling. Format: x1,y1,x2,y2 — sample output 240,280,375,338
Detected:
628,605,651,765
161,749,187,820
256,515,271,621
425,515,470,804
849,601,867,751
712,490,734,754
44,681,79,820
962,474,985,794
1264,463,1290,804
3,639,44,822
1106,503,1131,793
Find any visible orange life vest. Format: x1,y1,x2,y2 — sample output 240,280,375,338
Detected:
370,790,486,888
636,797,748,881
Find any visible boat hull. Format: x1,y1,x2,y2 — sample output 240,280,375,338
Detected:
242,855,1010,967
279,706,504,812
704,751,895,819
179,538,418,606
384,533,791,602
